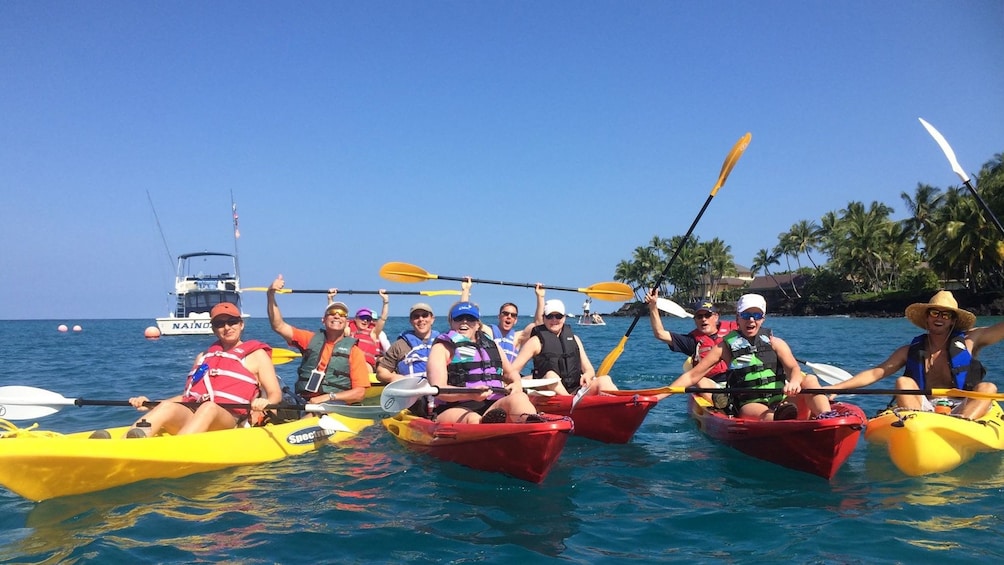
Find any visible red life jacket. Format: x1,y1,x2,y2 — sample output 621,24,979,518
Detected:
690,320,738,380
183,340,270,417
348,320,381,368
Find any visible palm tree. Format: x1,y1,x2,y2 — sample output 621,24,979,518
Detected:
751,248,790,298
900,183,944,257
787,220,822,270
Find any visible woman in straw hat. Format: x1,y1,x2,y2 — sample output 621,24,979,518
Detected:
827,290,1004,419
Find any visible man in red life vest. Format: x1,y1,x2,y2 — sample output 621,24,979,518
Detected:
644,290,738,400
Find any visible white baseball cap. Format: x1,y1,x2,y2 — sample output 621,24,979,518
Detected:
543,299,566,316
736,294,767,314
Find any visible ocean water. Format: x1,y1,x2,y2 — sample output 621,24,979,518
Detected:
2,315,1004,564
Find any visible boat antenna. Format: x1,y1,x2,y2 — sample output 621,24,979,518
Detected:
231,190,241,283
146,190,175,271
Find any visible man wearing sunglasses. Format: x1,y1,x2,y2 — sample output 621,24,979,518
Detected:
509,299,619,396
482,284,545,364
267,275,371,405
667,293,834,421
643,290,738,401
328,289,388,371
826,290,1004,419
376,303,440,387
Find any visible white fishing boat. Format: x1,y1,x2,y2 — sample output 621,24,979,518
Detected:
155,252,245,336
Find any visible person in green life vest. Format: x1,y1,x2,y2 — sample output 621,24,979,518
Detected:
665,294,834,421
825,290,1004,420
267,274,371,405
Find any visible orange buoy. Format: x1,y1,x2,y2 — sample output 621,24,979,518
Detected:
57,324,68,332
72,325,82,332
144,326,162,339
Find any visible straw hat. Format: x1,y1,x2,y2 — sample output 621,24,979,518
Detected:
904,290,976,331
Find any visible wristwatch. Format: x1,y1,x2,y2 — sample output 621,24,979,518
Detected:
329,392,336,402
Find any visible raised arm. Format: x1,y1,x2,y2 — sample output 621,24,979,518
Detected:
374,289,390,336
644,289,673,344
969,319,1004,356
532,283,545,326
266,274,295,343
668,344,726,389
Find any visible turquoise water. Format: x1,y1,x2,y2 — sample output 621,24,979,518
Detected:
2,316,1004,563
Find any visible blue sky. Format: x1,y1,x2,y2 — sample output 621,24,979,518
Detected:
2,1,1002,320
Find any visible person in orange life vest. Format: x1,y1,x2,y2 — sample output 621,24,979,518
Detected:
328,288,389,370
644,289,738,402
426,301,541,424
825,291,1004,420
267,274,370,404
120,303,282,438
509,299,619,396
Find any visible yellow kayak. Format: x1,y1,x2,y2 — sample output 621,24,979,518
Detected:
865,401,1004,476
0,413,375,501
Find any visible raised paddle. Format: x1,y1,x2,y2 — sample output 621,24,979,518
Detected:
597,132,752,376
242,287,462,297
378,262,634,302
919,117,1004,236
0,385,386,421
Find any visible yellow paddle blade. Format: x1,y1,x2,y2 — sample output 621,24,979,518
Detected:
580,282,634,301
379,262,436,283
272,348,301,365
597,336,628,376
709,132,751,197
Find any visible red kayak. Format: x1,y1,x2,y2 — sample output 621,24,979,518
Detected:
382,412,574,483
531,393,660,444
688,395,866,479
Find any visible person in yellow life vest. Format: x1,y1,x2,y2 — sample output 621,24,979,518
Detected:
106,302,283,439
267,274,371,404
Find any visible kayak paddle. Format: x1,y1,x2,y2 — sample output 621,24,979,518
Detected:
243,287,462,297
655,297,694,318
597,132,752,376
379,376,557,414
605,385,994,399
378,262,634,302
919,118,1004,236
797,359,853,385
0,385,385,421
272,347,302,365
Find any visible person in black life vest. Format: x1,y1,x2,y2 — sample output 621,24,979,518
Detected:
111,302,283,439
266,274,371,405
825,291,1004,420
644,289,738,402
509,299,619,396
666,294,833,420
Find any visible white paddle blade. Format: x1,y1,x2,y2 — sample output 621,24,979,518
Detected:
805,362,853,385
316,414,355,433
528,389,556,397
521,377,559,389
656,298,693,318
570,383,591,413
0,386,76,420
380,377,433,413
919,118,971,183
306,403,391,418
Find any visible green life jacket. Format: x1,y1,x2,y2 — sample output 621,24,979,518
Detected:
723,328,785,409
295,331,356,398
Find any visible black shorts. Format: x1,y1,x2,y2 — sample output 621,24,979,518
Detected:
432,399,493,418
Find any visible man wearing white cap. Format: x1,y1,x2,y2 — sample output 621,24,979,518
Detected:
667,293,833,421
827,290,1004,419
376,302,440,386
509,298,619,396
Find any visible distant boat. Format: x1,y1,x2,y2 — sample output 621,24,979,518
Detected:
152,193,245,336
155,252,244,336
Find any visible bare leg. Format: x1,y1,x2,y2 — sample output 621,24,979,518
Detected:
176,402,239,435
895,376,923,409
958,381,997,420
